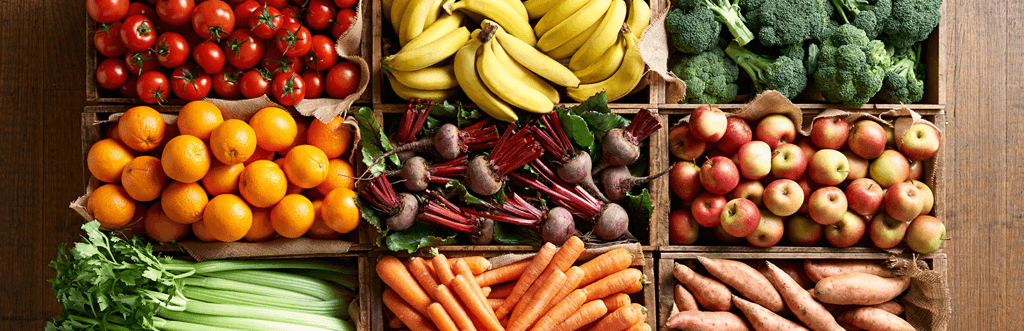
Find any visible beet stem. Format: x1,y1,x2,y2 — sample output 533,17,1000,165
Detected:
396,99,433,144
531,113,575,163
489,128,544,176
460,120,500,151
623,108,662,145
465,208,538,227
359,175,400,212
510,173,601,220
429,155,468,178
530,159,570,188
625,168,671,187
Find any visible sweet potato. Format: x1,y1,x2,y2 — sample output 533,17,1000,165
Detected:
698,257,784,313
675,284,700,311
867,301,904,316
814,273,910,305
762,260,814,289
763,262,844,331
673,263,732,311
665,311,752,331
803,260,895,283
837,307,915,331
733,295,809,331
837,322,860,331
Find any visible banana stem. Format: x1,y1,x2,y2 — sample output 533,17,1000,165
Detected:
478,20,498,42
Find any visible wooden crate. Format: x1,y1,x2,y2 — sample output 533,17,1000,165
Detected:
656,251,949,331
85,0,373,104
368,246,658,331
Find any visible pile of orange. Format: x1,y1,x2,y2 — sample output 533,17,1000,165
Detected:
85,101,361,243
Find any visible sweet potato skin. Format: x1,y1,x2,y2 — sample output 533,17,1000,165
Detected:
763,260,815,289
764,262,844,331
698,257,785,313
673,263,733,311
837,307,915,331
675,284,700,311
814,273,910,305
733,295,810,331
665,311,752,331
868,301,904,316
804,260,895,283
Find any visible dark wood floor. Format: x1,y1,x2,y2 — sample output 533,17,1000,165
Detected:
0,0,1015,329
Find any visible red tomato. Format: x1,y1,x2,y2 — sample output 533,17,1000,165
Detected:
126,50,159,75
137,71,171,104
171,64,213,100
212,65,244,99
233,0,262,29
193,41,227,74
191,0,235,41
120,15,158,53
87,0,129,23
271,72,305,106
248,4,284,40
155,0,195,26
275,25,312,57
306,35,337,71
306,0,337,31
155,32,190,68
300,70,325,99
95,23,128,57
261,46,304,77
221,29,266,70
280,6,303,30
239,69,272,98
331,8,357,39
325,61,359,98
120,75,139,98
257,0,289,9
127,2,158,22
334,0,357,9
97,58,130,90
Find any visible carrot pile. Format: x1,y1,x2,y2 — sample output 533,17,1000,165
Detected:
376,236,651,331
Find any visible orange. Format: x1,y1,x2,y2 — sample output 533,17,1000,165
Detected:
123,206,147,237
87,184,138,229
280,117,311,156
244,146,276,165
162,135,212,183
245,207,277,242
121,156,169,202
105,121,121,140
317,159,356,195
283,145,330,189
306,199,341,239
203,194,253,242
118,106,167,152
191,220,218,242
238,160,288,208
273,158,305,194
88,138,136,183
210,119,258,165
249,107,297,152
143,203,190,243
307,116,352,158
201,161,245,195
322,187,359,234
177,100,224,141
271,194,316,238
161,181,209,224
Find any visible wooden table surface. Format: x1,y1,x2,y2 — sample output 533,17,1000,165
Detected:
0,0,1011,329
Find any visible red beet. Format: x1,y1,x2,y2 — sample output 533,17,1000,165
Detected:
530,112,608,202
594,108,663,173
358,175,419,231
600,165,670,202
512,161,629,241
464,126,544,196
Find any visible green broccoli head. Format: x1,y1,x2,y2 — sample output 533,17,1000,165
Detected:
699,0,756,46
830,0,892,39
725,42,808,99
883,0,941,48
879,44,925,103
666,6,722,54
670,48,740,104
750,0,832,46
815,19,843,42
813,24,889,107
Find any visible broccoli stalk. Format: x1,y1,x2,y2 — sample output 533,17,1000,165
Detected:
879,44,924,103
725,42,807,99
830,0,892,39
701,0,755,46
832,0,872,23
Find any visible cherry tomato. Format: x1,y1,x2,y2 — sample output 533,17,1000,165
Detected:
120,75,139,98
271,72,305,106
97,58,130,90
325,61,359,98
233,0,262,29
248,4,284,40
87,0,129,23
212,65,244,99
306,0,337,31
257,0,289,9
275,25,311,57
240,69,273,98
193,41,227,74
126,50,159,75
155,0,195,26
334,0,357,9
155,32,190,68
280,6,303,30
171,64,213,100
95,23,128,57
137,71,171,104
306,35,337,71
127,2,158,22
222,29,266,70
191,0,235,41
300,70,325,99
120,15,158,53
261,46,304,77
331,8,357,39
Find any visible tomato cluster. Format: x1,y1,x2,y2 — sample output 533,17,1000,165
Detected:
90,0,361,105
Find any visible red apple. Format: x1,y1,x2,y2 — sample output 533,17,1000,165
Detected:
824,212,866,248
884,125,896,147
670,161,704,201
669,209,700,245
690,106,729,142
692,193,728,227
906,215,945,253
868,212,909,249
728,180,765,206
669,125,707,160
912,180,934,216
714,224,744,244
810,116,850,149
716,117,753,154
796,138,818,162
771,143,808,180
786,214,823,246
870,150,911,188
908,160,924,180
763,179,803,217
846,178,885,216
747,210,784,247
737,141,772,179
700,156,740,195
842,149,869,182
884,181,923,222
809,149,850,186
796,176,817,214
808,187,848,225
898,123,941,161
720,198,761,237
755,114,797,149
848,120,887,159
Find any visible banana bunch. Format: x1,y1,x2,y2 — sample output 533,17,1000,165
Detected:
382,8,467,101
567,25,646,103
443,0,536,46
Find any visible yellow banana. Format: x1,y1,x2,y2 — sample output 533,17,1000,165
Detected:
386,72,460,101
569,0,626,71
567,26,644,102
399,0,438,46
490,34,559,103
384,27,470,71
423,0,447,27
389,64,459,90
545,20,599,60
390,0,413,34
383,0,395,23
454,39,518,122
500,0,529,23
534,0,591,37
573,34,625,83
523,0,562,20
477,38,554,113
403,12,464,50
445,0,536,46
537,0,612,51
493,26,580,88
625,0,650,39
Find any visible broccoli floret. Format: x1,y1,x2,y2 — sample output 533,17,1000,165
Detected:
883,0,941,48
781,43,806,63
695,0,756,46
666,6,722,54
745,0,831,46
813,24,889,107
830,0,892,39
725,42,807,99
670,48,740,104
878,44,925,103
815,19,843,42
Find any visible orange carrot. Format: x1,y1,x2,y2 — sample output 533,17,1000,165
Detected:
587,303,645,331
455,259,491,305
434,284,477,331
389,314,406,329
495,243,558,319
578,247,633,287
508,270,567,331
582,268,644,301
452,256,492,275
488,298,504,310
601,293,632,312
378,255,432,315
556,300,608,331
453,274,505,331
531,289,588,331
541,266,585,312
433,254,456,286
382,288,438,331
477,259,532,287
488,282,515,298
624,321,651,331
409,257,440,300
512,237,584,320
481,286,492,297
622,275,644,294
428,302,458,331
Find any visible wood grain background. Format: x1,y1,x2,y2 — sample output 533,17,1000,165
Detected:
0,0,1011,329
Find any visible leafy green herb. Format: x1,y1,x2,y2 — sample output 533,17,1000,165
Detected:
557,109,594,148
581,111,630,141
570,91,611,114
493,222,541,246
625,188,654,226
385,223,458,253
445,181,490,206
353,107,399,175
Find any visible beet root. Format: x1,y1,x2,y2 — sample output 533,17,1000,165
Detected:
385,193,419,231
593,203,629,240
601,165,670,202
601,128,642,168
400,156,430,191
542,207,577,245
433,123,462,160
471,217,494,245
465,155,502,196
557,151,609,203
